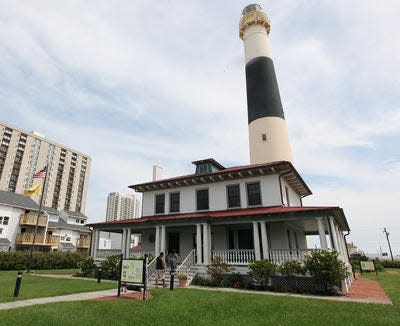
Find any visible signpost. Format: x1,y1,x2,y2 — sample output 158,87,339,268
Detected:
117,254,148,300
360,261,378,275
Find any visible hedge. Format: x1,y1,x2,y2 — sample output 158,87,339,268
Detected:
380,260,400,268
0,251,88,270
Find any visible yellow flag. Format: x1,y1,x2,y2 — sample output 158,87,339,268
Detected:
23,183,42,197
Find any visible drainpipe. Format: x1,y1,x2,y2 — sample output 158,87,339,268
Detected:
343,230,355,278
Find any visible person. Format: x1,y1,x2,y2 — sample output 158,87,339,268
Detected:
155,252,166,288
167,249,179,272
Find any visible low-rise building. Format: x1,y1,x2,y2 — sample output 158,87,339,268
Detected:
0,190,90,252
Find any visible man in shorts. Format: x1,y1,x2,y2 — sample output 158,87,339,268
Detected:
155,252,166,287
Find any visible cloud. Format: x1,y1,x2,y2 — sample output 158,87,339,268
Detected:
0,0,399,255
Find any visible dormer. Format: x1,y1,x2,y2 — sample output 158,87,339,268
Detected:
192,158,225,174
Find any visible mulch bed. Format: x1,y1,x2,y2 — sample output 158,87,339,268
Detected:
91,291,153,301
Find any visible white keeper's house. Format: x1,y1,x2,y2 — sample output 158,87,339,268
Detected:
88,4,353,291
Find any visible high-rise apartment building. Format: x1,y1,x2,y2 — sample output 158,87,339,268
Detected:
106,192,140,221
0,120,91,213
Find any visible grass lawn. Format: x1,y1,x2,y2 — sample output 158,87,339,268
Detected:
360,268,400,304
33,268,79,275
0,269,398,325
0,270,117,303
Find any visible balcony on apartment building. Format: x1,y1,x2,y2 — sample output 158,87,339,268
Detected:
15,233,60,246
76,238,91,249
19,212,48,227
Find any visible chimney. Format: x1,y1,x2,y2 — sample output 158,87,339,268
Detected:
239,4,293,164
152,165,163,181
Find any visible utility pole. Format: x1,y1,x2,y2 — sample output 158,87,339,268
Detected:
383,228,394,262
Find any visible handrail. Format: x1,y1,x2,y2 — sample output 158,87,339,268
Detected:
176,249,196,275
146,256,158,282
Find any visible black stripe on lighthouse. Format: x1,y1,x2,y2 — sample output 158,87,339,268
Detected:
245,56,285,124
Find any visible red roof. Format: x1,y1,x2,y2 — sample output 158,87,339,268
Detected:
87,205,348,230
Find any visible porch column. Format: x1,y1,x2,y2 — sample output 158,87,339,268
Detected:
259,221,269,260
155,226,160,255
328,216,339,250
202,223,209,264
208,224,212,255
160,225,166,253
252,221,261,261
339,232,350,264
335,225,346,261
92,229,99,259
196,224,202,264
90,229,95,256
126,228,131,257
316,217,328,249
121,228,127,257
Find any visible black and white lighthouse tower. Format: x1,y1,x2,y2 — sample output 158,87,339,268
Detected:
239,4,293,164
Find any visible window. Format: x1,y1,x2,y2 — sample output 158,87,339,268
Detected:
196,189,209,211
155,194,165,214
285,185,290,206
287,230,292,249
262,133,267,141
246,182,261,206
0,228,2,235
0,216,9,225
169,192,180,213
227,184,241,208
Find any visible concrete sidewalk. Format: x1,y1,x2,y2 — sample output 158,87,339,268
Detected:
0,289,118,311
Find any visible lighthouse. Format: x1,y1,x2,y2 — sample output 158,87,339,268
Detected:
239,4,293,164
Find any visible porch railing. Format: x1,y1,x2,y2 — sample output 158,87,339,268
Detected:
211,249,315,265
96,249,121,259
268,249,314,264
176,249,196,275
212,249,255,265
129,250,155,258
146,255,158,282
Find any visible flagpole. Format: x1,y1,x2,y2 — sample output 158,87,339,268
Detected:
27,164,49,273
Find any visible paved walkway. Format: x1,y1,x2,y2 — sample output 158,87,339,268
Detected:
347,277,392,304
0,289,118,311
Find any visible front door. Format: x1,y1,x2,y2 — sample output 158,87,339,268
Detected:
168,232,180,254
238,229,253,249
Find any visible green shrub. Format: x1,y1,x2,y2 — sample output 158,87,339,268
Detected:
278,260,305,276
190,274,215,286
78,256,95,276
206,256,234,287
101,255,121,280
380,260,400,268
305,250,350,294
0,251,88,270
372,260,385,272
248,260,277,289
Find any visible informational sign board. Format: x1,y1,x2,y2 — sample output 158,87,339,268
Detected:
121,259,144,284
117,254,148,300
360,261,375,271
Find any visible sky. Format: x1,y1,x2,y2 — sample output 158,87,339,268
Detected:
0,0,399,256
